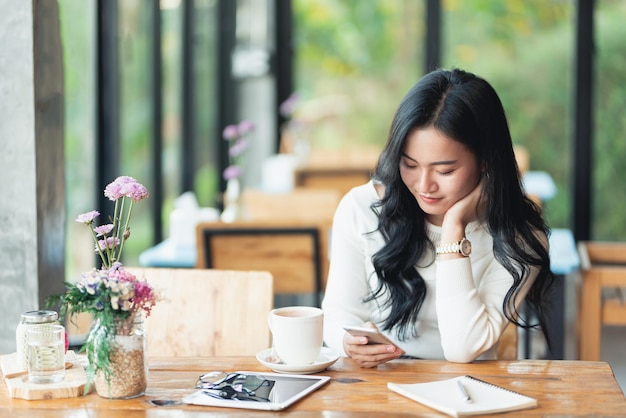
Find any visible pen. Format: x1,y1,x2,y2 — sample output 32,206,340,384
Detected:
457,380,472,403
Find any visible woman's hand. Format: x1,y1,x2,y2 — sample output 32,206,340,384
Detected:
342,323,404,368
442,177,486,230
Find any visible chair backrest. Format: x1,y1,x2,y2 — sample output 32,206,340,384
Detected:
292,148,379,197
578,241,626,267
125,267,273,357
496,322,518,360
241,187,340,221
195,220,327,306
576,241,626,360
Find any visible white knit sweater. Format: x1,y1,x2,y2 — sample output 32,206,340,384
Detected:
322,181,539,362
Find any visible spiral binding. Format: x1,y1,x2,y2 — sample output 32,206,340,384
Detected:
463,375,532,398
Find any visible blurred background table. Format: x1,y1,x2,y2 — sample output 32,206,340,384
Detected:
141,187,341,307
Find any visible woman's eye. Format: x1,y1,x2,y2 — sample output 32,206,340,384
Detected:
437,170,454,175
401,160,417,169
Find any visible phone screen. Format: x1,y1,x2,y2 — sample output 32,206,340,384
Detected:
343,326,394,345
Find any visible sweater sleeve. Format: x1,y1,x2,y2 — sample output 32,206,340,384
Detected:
435,247,541,363
321,188,378,357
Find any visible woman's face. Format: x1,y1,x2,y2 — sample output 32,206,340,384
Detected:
399,127,482,226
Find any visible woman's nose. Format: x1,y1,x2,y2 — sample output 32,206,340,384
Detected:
417,171,437,193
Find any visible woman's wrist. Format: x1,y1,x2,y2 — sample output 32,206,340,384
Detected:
437,221,466,259
439,221,465,244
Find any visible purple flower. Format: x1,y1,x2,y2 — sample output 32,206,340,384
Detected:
76,210,100,224
104,178,126,200
223,165,242,180
82,176,150,269
279,93,299,118
229,138,249,157
121,181,149,202
95,237,120,252
94,224,114,236
104,176,147,201
237,120,255,134
222,124,239,140
78,269,102,296
221,120,255,181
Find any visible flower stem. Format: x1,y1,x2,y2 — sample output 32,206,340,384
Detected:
89,227,109,269
109,198,122,264
116,199,134,262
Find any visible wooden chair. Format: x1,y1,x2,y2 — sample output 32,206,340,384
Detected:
195,220,328,307
293,148,380,197
125,267,273,357
241,187,340,222
496,322,518,360
513,145,529,174
577,241,626,360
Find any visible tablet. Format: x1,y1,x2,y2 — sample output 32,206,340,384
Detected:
182,371,330,411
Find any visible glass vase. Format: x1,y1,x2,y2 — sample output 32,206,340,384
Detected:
220,178,241,223
92,315,147,399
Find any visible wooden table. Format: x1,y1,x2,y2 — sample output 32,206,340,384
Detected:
2,356,624,416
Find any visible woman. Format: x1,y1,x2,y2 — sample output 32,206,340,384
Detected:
322,68,555,367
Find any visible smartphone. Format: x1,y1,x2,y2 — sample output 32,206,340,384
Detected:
343,325,395,345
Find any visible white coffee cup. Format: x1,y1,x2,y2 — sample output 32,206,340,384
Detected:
268,306,323,365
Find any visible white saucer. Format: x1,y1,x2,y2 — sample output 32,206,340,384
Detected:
256,347,340,374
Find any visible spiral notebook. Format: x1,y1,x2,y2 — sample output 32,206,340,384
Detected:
388,375,537,417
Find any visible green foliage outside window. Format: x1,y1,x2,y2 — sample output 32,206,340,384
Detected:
294,0,626,239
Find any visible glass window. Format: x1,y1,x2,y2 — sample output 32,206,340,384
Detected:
58,0,96,281
61,0,222,275
118,0,155,265
193,0,220,208
293,1,424,156
593,0,626,239
442,0,574,230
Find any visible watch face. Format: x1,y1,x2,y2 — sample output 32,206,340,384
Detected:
460,239,472,256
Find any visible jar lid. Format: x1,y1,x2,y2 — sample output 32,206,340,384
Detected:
21,310,58,323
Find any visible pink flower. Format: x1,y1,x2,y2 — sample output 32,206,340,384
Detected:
82,176,149,269
223,165,242,180
222,124,239,140
76,210,100,224
104,178,126,200
229,138,249,157
104,176,148,201
237,120,255,134
221,120,255,180
121,181,149,202
94,224,114,236
279,92,299,118
95,237,120,252
133,279,158,316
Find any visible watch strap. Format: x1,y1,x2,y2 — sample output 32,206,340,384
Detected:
436,241,462,255
436,237,471,256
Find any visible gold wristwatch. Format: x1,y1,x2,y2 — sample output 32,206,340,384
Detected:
436,237,472,257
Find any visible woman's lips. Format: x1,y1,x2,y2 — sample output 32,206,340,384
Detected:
419,195,441,204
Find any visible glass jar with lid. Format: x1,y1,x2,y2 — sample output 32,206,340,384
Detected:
15,310,60,370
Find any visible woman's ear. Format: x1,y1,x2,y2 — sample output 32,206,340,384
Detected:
481,162,488,178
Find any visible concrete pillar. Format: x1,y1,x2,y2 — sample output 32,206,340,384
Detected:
0,0,65,354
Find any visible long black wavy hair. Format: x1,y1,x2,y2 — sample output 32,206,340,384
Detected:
369,68,556,346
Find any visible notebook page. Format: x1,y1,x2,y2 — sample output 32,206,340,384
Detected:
387,375,537,417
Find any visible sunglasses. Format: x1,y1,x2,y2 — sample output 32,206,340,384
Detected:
195,372,275,402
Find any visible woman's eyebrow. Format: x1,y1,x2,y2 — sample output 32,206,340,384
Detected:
401,153,418,163
401,153,457,166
